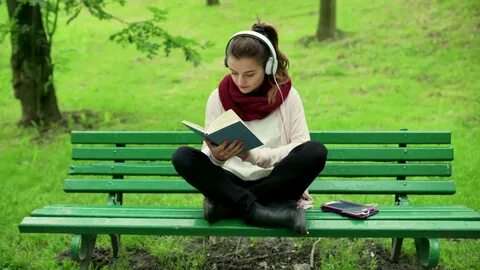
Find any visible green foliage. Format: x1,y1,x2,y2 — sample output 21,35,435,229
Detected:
69,0,203,65
77,0,126,20
0,19,10,42
1,0,203,65
43,0,60,45
109,8,203,64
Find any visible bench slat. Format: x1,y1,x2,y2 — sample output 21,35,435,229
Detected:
71,131,451,145
30,206,480,220
327,147,453,161
41,204,475,211
72,131,201,145
308,180,455,194
310,131,451,144
68,163,452,177
18,217,480,238
72,147,454,161
63,179,456,195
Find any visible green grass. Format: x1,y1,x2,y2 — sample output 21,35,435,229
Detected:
1,0,479,269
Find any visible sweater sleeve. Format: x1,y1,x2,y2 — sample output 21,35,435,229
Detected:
245,89,310,168
201,89,226,166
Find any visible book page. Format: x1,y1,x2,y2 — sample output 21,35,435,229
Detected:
181,120,206,134
207,109,241,134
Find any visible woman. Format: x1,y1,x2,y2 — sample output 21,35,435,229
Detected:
172,22,327,234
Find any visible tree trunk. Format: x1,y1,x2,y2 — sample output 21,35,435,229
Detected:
6,1,63,128
316,0,336,41
206,0,219,6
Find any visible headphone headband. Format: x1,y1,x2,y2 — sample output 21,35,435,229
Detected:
224,30,278,75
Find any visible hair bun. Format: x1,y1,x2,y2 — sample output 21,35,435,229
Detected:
252,24,269,38
252,22,278,45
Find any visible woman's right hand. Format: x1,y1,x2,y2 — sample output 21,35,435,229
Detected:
205,139,244,161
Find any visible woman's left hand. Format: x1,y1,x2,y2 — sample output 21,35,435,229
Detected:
205,139,245,161
237,151,250,161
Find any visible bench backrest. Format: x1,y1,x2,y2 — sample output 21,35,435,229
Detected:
66,131,454,204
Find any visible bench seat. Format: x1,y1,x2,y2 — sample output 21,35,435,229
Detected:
20,205,480,238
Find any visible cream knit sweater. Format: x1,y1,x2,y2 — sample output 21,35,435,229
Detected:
200,87,313,208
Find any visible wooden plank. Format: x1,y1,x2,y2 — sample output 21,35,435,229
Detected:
64,179,194,193
71,131,201,145
68,163,177,176
63,179,456,195
18,217,480,238
327,147,453,161
72,147,454,161
68,163,452,177
71,131,451,145
321,164,451,177
309,180,456,194
43,204,474,211
31,205,480,220
310,131,451,144
72,147,176,161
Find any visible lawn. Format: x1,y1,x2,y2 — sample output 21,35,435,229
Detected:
0,0,479,269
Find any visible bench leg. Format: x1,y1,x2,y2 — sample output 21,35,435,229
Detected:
109,234,121,259
415,238,440,269
390,237,404,262
71,234,97,270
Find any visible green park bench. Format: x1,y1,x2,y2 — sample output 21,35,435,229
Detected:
18,130,480,269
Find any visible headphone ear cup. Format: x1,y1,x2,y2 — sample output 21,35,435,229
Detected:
224,57,228,68
271,59,278,75
265,57,273,75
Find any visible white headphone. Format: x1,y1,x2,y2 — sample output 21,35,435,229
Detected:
224,30,278,75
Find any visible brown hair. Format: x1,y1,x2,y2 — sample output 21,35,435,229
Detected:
226,22,290,104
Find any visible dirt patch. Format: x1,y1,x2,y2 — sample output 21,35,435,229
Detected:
362,239,446,270
56,237,440,269
362,240,416,270
127,247,161,270
204,237,310,270
201,237,439,270
56,246,113,269
91,247,113,269
63,110,104,130
29,109,130,143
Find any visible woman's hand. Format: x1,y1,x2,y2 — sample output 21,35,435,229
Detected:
205,139,245,161
237,151,250,161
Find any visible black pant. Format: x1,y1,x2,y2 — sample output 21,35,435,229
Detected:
172,141,328,219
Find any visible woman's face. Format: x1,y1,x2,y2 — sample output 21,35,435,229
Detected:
227,56,265,94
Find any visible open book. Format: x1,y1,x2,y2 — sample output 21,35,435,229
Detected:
181,109,263,152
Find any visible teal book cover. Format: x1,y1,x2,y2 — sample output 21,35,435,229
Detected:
181,110,263,152
205,121,263,152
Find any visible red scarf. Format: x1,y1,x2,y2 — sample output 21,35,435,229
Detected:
218,75,291,121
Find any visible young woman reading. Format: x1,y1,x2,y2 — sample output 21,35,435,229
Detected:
172,22,328,234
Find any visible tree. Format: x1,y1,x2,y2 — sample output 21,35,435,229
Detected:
1,1,203,129
206,0,219,6
316,0,336,41
6,1,62,127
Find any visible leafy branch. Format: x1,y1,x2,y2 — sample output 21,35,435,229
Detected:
1,0,207,66
75,2,206,66
109,15,204,65
44,0,60,46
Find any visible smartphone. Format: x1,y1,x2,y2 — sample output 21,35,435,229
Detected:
321,200,379,219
